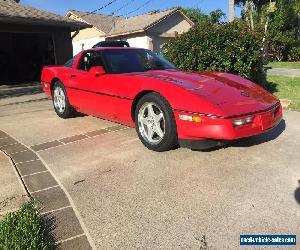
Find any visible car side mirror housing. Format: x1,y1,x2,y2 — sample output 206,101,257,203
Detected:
89,66,106,76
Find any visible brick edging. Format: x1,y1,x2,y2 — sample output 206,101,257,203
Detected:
0,130,94,250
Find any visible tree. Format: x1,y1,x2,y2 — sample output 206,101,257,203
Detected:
290,0,300,39
210,9,226,23
229,0,235,21
181,8,226,25
242,1,256,30
266,0,298,60
182,8,211,25
235,0,269,10
236,0,299,60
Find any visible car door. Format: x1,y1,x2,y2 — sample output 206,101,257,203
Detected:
66,51,117,120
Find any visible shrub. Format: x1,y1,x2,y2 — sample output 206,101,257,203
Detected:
163,20,265,84
0,202,54,250
265,33,296,62
288,46,300,61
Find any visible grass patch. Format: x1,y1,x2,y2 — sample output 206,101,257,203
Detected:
266,61,300,69
267,74,300,110
0,201,55,250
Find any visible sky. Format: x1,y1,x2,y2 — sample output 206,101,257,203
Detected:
20,0,242,18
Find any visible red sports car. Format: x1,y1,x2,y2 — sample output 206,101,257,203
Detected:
41,47,282,151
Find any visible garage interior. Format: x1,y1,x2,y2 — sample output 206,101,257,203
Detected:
0,32,55,83
0,0,89,84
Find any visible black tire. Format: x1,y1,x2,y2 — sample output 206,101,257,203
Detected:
52,81,75,119
135,92,178,152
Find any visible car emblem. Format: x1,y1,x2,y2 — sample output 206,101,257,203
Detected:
241,91,250,97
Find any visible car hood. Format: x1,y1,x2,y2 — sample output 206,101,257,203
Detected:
133,70,278,117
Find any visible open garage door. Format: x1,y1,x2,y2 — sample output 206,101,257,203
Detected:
0,32,55,83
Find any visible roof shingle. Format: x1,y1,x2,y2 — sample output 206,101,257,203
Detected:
0,0,89,30
68,10,124,34
110,8,179,36
68,8,190,36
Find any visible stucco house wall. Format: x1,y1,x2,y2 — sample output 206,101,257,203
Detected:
106,33,150,50
146,12,192,53
147,12,192,35
68,12,107,55
73,36,105,55
122,35,149,49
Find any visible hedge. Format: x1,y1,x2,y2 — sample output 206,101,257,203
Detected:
163,21,265,84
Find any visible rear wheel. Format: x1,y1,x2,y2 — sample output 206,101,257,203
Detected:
135,93,178,152
52,81,75,119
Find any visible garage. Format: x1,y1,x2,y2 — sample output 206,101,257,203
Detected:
0,32,55,82
0,0,89,83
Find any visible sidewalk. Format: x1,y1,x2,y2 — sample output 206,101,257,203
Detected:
0,151,28,218
0,130,94,249
267,67,300,77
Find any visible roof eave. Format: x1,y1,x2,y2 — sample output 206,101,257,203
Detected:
178,10,195,27
106,29,145,38
144,9,195,31
66,10,108,34
107,8,195,37
0,15,91,31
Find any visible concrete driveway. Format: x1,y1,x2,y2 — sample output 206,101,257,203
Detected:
0,83,299,249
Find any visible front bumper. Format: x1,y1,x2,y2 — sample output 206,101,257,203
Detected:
175,102,283,143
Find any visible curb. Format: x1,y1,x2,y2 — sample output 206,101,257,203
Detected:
0,130,95,250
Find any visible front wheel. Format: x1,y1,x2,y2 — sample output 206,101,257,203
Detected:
52,81,75,119
135,93,178,152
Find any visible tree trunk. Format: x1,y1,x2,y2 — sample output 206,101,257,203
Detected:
229,0,235,22
250,7,254,30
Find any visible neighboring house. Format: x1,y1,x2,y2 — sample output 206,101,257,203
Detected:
0,0,89,83
67,8,194,55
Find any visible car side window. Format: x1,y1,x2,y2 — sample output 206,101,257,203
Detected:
64,57,75,68
77,52,104,71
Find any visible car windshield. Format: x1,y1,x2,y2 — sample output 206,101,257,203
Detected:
102,49,176,74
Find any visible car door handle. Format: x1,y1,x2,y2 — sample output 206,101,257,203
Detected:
70,74,76,78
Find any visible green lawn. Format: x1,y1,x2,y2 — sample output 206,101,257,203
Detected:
266,61,300,69
0,202,55,250
267,74,300,110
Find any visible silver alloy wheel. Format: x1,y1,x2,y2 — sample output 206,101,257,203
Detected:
138,102,165,145
53,86,66,114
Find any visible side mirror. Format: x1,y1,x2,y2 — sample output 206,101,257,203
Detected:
89,66,106,77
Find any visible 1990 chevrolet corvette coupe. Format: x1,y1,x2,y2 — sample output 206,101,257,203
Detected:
41,47,282,151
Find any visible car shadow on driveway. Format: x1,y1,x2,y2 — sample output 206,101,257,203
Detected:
295,181,300,205
0,83,43,99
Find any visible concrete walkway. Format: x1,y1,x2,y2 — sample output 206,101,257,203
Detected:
267,67,300,76
0,130,94,250
0,150,27,218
